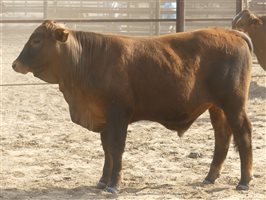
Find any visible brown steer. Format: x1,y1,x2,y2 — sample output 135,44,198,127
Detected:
13,20,253,193
232,9,266,70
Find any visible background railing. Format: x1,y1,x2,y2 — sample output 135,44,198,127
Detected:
0,0,265,35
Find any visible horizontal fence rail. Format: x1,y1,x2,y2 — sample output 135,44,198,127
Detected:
0,18,234,24
0,0,264,34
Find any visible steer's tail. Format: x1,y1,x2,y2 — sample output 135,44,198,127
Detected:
234,30,253,53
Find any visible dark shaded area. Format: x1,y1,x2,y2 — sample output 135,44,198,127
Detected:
0,184,183,200
0,186,114,200
249,81,266,99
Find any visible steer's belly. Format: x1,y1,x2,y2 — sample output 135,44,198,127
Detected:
162,103,212,135
131,102,212,136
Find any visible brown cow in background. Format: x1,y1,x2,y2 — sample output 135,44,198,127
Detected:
232,9,266,71
13,20,253,193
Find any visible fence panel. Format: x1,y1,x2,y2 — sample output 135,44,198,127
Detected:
0,0,265,35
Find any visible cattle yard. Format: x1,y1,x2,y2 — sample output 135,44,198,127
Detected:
1,1,266,199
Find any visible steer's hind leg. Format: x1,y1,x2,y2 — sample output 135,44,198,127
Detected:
204,106,232,184
223,107,253,190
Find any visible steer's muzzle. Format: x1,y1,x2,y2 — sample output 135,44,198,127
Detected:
12,60,30,74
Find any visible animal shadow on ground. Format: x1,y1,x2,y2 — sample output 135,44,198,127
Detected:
249,81,266,99
0,186,116,200
186,181,229,193
0,185,176,200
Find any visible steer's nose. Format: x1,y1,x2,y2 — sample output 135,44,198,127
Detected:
12,61,17,70
12,60,30,74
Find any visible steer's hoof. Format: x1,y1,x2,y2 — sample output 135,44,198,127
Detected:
105,186,119,194
96,181,107,189
236,184,249,190
203,179,214,184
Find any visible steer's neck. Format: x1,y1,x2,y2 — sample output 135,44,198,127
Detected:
58,31,111,92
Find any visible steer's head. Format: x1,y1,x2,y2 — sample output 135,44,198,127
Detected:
232,10,262,33
12,20,70,84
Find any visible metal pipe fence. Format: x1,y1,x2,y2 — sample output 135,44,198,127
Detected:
1,0,260,33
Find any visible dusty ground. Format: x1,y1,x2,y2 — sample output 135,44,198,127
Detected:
0,27,265,200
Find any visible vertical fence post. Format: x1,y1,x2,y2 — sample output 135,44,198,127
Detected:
155,0,160,35
43,0,48,19
236,0,243,14
176,0,185,32
243,0,248,9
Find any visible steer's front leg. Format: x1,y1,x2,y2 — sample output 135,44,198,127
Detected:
97,131,113,189
98,104,129,193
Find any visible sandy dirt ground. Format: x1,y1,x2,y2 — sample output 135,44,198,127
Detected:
0,27,266,200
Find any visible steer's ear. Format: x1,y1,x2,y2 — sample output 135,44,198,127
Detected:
251,17,263,27
54,28,69,42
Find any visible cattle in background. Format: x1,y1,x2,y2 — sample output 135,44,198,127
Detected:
232,9,266,71
13,20,253,193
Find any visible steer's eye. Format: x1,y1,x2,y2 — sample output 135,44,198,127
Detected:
32,39,41,45
30,37,42,46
